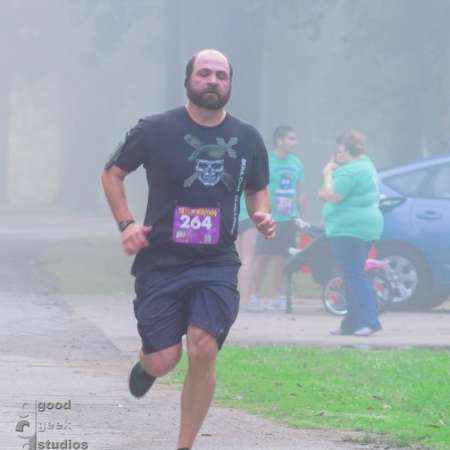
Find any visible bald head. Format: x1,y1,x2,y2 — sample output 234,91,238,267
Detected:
184,49,233,88
197,49,229,63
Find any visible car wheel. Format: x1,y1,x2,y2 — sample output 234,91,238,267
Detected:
377,243,432,310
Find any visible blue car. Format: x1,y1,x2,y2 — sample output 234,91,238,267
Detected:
377,154,450,310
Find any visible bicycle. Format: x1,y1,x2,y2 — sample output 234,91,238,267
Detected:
285,219,394,315
321,257,392,316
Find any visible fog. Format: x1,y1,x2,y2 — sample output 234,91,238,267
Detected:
1,6,449,445
1,0,450,217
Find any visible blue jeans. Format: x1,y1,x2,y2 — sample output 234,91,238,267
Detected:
329,237,381,333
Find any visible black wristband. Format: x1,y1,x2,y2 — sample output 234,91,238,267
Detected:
118,219,135,232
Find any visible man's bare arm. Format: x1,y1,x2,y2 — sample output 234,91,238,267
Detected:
101,166,151,255
245,187,270,216
245,187,276,239
101,165,134,223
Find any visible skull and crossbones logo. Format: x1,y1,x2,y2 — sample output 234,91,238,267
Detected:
183,135,237,190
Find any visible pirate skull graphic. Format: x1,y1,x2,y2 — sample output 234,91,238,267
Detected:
183,135,238,190
195,159,224,186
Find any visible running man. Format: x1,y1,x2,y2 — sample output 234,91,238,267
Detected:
101,49,275,450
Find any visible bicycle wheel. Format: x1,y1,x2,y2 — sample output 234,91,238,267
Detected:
321,276,347,316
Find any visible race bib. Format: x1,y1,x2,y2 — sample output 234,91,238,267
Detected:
172,206,220,245
275,195,294,215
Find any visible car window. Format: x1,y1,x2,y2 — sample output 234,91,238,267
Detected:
430,164,450,199
383,168,430,197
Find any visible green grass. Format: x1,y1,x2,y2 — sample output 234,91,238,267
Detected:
41,238,321,298
170,346,450,449
42,240,450,448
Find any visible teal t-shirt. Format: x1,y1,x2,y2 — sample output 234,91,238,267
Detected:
268,151,304,222
239,195,250,222
322,156,383,241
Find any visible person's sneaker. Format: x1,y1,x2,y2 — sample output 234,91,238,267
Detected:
268,296,288,312
128,361,155,398
243,295,266,312
330,328,348,336
353,326,382,337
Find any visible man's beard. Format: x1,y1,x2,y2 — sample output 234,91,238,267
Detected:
186,83,231,110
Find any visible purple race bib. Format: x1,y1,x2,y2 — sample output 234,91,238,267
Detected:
172,206,221,245
275,196,294,215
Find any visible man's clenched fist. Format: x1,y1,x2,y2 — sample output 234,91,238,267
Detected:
253,212,276,240
121,223,152,255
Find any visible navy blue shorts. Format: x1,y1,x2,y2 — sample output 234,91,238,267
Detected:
133,263,240,354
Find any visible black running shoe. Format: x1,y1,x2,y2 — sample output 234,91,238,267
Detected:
128,361,155,398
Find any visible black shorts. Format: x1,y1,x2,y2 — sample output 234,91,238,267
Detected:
238,218,254,234
256,219,297,257
133,263,240,354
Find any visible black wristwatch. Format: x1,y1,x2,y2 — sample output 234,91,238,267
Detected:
118,219,135,232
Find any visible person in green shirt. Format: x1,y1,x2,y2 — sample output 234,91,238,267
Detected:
253,126,305,311
320,130,383,336
236,195,259,309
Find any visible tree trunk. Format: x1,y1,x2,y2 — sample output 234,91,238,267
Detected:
0,71,11,205
163,0,183,109
179,0,266,127
389,0,425,164
0,1,13,205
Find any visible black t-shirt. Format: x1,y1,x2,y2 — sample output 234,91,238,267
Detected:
107,107,269,274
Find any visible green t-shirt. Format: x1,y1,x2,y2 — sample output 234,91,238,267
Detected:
268,151,304,222
322,156,383,241
239,194,250,222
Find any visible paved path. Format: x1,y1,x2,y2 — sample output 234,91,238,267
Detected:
0,215,439,449
1,292,438,450
231,299,450,349
59,294,450,353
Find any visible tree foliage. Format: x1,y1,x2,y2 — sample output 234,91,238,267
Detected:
3,0,450,212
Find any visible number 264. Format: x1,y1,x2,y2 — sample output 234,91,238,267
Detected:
179,215,213,230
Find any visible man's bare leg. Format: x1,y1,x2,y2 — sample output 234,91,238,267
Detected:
270,255,286,298
177,326,218,449
252,255,270,299
129,343,183,398
140,343,182,378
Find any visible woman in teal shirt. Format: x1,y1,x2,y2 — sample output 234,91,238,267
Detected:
320,131,383,336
